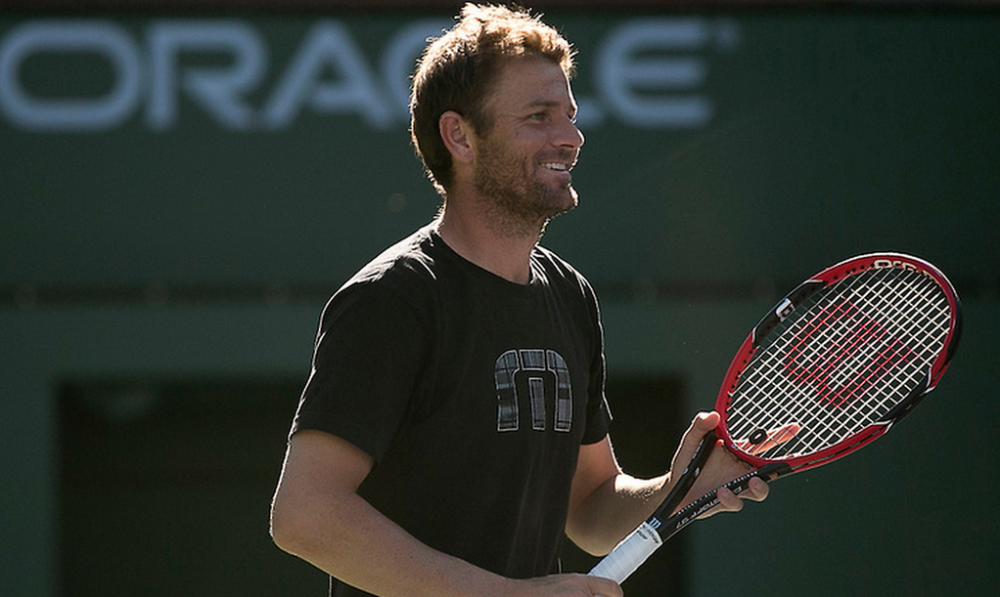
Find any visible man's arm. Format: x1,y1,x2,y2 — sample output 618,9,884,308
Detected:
565,411,769,556
270,430,623,597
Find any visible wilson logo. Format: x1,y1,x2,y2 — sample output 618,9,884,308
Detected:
783,299,914,408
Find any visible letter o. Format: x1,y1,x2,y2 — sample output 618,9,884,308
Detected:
0,21,141,131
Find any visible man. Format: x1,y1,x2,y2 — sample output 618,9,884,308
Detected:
270,5,769,596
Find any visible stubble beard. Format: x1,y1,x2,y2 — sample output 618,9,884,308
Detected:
473,137,578,241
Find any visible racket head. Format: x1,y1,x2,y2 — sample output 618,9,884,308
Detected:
715,252,961,473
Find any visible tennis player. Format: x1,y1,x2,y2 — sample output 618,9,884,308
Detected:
270,5,769,596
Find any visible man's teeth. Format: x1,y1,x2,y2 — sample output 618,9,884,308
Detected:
542,163,569,171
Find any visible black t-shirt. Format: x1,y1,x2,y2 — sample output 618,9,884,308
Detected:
291,224,611,595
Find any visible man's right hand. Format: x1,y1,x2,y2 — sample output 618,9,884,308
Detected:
512,573,623,597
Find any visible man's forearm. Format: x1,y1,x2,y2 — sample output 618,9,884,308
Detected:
271,428,626,597
271,430,518,597
564,472,671,557
272,485,514,597
272,486,626,597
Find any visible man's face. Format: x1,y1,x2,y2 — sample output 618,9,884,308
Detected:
471,56,585,232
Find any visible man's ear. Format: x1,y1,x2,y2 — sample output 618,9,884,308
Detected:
439,111,475,165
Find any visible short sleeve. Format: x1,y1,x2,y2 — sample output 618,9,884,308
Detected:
291,282,429,461
580,277,612,445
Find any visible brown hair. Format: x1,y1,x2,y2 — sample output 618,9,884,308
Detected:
409,3,575,195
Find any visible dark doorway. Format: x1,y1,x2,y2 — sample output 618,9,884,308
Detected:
58,380,327,597
558,375,690,596
59,375,687,596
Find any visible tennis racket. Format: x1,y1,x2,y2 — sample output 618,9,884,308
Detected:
589,252,962,583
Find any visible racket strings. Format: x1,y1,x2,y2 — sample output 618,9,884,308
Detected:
733,269,948,453
735,271,943,451
726,267,951,459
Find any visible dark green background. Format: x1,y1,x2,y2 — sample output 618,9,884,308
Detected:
2,9,998,597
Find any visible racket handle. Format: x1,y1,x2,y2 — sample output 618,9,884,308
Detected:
588,430,717,583
589,466,777,584
588,520,663,583
664,462,790,536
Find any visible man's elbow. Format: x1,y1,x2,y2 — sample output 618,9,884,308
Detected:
269,503,297,554
270,496,317,557
269,431,374,559
565,520,618,557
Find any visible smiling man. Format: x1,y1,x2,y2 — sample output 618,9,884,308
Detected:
269,5,768,597
435,51,584,283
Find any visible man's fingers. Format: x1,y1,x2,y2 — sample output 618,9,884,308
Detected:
677,411,720,457
523,573,622,596
740,423,801,455
694,410,720,432
715,485,744,512
671,411,720,476
715,474,769,512
742,474,770,503
587,575,623,597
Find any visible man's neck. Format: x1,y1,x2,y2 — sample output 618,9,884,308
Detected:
434,202,543,285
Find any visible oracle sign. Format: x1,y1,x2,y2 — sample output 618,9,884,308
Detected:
0,17,740,132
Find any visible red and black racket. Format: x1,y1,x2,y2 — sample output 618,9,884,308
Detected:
590,252,962,583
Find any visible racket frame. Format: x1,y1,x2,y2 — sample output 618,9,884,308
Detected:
589,252,962,585
717,253,962,473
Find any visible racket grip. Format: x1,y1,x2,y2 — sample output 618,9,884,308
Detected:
666,462,789,530
588,520,663,584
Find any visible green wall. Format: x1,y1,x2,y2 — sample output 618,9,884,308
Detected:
2,10,998,596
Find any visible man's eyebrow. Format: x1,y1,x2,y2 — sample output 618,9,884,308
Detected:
522,99,578,113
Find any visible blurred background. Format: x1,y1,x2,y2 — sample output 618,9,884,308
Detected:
2,0,998,595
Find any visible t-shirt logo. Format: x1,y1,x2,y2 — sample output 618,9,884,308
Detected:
494,349,573,433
